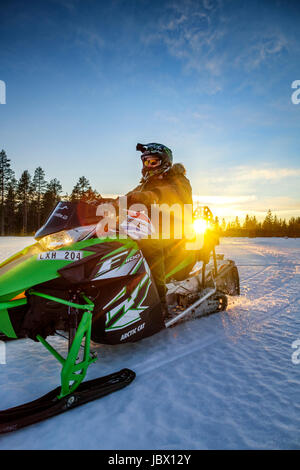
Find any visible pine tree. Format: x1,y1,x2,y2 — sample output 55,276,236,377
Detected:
5,177,17,235
235,216,241,230
42,178,63,222
214,216,221,234
221,218,226,234
0,150,14,235
243,214,250,230
70,176,91,202
281,219,288,236
17,171,32,235
32,167,47,230
70,176,99,202
262,209,273,236
273,215,280,236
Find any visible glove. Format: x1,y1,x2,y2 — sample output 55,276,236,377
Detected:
128,191,158,206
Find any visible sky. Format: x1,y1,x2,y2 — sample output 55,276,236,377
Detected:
0,0,300,221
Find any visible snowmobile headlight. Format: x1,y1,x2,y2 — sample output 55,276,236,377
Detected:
38,230,74,251
38,225,96,251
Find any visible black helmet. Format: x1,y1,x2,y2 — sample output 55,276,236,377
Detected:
136,142,173,180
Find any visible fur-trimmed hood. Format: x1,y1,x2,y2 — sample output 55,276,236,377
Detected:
168,163,186,176
128,161,192,206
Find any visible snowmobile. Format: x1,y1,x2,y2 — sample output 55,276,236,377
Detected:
0,200,239,433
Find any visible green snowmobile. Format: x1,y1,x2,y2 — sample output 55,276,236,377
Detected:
0,200,239,432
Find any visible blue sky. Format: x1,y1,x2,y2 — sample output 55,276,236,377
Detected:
0,0,300,220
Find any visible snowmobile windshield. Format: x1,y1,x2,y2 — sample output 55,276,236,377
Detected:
35,201,100,240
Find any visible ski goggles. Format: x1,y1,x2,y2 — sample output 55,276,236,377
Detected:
142,156,161,168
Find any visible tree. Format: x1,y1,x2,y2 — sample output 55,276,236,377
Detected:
32,167,47,229
262,209,273,236
281,219,288,236
71,176,91,202
70,176,99,202
5,177,17,235
214,216,221,235
42,178,63,222
0,150,14,235
288,217,300,237
243,214,250,230
221,218,226,234
17,171,32,234
249,215,258,230
273,215,281,236
235,216,241,230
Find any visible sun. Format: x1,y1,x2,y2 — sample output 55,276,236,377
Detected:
193,218,208,234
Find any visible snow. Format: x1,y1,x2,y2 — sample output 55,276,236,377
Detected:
0,236,300,449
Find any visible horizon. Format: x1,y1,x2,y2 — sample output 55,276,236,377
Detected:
1,0,300,223
2,154,300,223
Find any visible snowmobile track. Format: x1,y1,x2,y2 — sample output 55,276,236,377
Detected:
134,263,300,378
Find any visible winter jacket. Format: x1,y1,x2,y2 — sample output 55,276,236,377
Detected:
126,163,193,208
126,163,193,240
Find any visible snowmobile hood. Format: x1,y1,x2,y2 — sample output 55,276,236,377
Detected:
0,237,139,302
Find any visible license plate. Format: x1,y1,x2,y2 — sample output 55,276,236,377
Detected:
37,251,83,261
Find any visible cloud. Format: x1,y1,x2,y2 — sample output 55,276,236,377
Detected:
190,164,300,217
139,0,295,97
235,32,289,71
192,193,300,221
193,195,257,206
210,166,300,183
154,110,180,124
237,166,300,181
141,0,226,84
250,196,300,212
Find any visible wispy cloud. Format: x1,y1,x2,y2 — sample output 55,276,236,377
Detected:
140,0,294,96
193,193,300,221
141,0,226,86
235,32,289,71
193,195,257,206
209,166,300,184
191,163,300,218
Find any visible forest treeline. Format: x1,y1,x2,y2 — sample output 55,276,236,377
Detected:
0,150,100,235
213,212,300,238
1,150,300,237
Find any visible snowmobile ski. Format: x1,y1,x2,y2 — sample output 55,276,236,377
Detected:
0,368,135,434
0,333,19,342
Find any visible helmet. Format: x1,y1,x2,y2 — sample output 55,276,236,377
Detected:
136,142,173,180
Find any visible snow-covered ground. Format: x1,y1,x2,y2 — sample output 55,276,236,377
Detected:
0,236,300,449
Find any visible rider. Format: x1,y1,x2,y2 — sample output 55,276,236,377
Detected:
126,143,194,316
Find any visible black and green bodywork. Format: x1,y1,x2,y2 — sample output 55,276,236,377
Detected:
0,202,167,398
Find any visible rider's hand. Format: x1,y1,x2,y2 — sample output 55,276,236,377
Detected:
128,191,158,206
